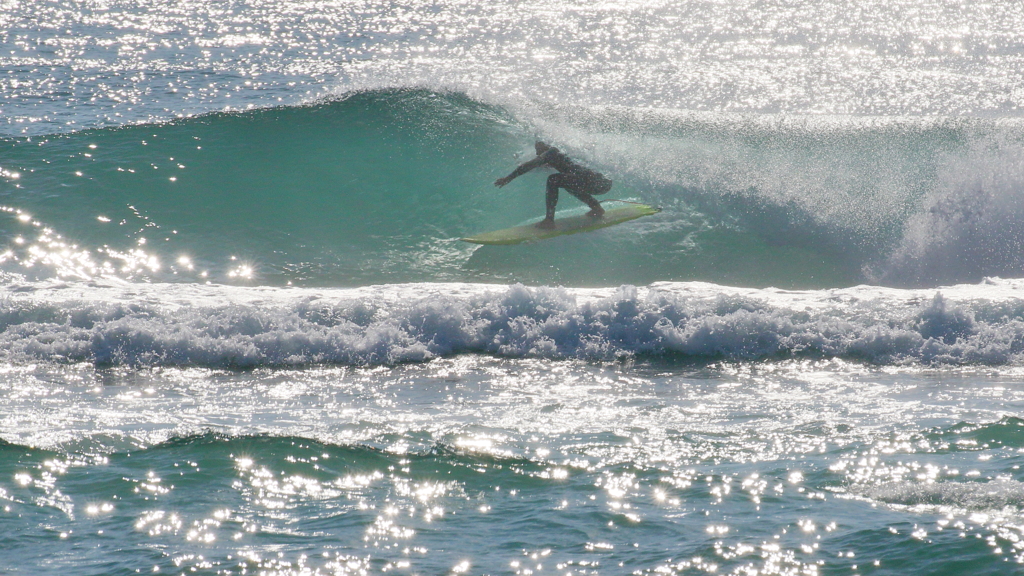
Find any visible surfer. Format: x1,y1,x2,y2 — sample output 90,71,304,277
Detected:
494,141,612,229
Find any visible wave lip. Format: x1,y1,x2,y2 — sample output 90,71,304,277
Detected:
872,137,1024,287
2,278,1024,368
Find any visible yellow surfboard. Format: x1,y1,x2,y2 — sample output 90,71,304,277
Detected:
461,203,660,245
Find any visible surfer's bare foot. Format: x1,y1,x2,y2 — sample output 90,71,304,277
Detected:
586,208,605,218
535,218,556,229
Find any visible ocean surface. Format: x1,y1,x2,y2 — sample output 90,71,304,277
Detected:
3,1,1024,575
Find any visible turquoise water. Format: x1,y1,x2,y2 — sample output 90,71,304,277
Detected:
3,1,1024,575
5,89,1024,288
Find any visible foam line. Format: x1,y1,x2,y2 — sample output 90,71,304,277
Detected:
2,277,1024,368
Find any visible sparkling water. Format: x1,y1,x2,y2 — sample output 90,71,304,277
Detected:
2,2,1024,575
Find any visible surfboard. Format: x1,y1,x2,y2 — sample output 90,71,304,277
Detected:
461,203,660,245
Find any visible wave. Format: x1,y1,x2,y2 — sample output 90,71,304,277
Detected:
862,479,1024,512
3,90,1024,289
0,90,528,286
850,417,1024,512
937,417,1024,449
871,136,1024,286
3,277,1024,368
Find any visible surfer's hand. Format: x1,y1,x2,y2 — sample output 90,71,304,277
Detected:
494,176,511,188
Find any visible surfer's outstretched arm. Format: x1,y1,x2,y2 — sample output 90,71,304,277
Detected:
494,153,549,187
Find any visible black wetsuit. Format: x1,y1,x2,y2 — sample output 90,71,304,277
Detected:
503,147,612,221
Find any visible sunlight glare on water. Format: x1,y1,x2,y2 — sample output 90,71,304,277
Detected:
2,0,1024,136
4,1,1024,575
2,357,1024,573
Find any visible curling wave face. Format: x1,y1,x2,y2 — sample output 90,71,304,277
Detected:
3,90,1024,289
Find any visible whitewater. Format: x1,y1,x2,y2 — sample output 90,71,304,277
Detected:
2,1,1024,575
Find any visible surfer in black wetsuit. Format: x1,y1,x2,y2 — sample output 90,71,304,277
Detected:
494,141,612,229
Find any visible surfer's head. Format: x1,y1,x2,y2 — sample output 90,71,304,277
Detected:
535,141,551,155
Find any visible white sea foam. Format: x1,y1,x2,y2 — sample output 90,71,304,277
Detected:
863,479,1024,512
2,276,1024,368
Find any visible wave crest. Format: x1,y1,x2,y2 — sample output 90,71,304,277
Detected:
3,279,1024,368
872,136,1024,286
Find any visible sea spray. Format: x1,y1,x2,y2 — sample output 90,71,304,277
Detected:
3,278,1024,368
